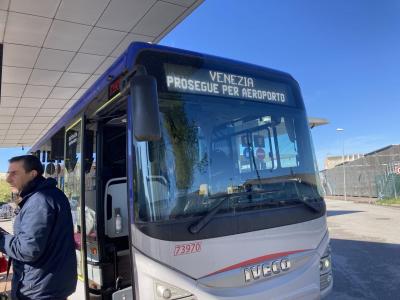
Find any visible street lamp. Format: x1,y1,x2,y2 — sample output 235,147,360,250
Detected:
336,128,346,201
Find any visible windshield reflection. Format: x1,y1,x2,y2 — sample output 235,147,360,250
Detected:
134,96,322,222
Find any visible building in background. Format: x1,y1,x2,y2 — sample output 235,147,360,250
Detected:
321,145,400,198
324,154,363,170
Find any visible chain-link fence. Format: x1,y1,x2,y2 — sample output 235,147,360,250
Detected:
320,145,400,199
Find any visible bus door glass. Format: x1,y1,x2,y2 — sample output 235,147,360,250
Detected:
64,119,84,278
84,125,98,261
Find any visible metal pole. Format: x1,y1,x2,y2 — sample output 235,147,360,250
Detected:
337,128,346,201
343,140,347,201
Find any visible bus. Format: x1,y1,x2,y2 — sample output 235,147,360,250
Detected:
30,42,333,300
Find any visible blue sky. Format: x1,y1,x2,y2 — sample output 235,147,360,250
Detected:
1,0,399,172
160,0,400,169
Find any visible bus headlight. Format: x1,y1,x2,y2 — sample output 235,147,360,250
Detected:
320,245,333,291
154,280,196,300
319,245,332,273
320,257,331,270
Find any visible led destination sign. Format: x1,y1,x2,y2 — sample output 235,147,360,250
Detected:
164,63,293,105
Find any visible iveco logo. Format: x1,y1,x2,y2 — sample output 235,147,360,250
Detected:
244,258,291,282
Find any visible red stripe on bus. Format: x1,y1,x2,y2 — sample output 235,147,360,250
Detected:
208,249,308,276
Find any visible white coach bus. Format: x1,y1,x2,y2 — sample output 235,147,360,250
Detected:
31,42,332,300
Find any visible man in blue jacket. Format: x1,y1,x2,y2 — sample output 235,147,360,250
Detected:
0,155,77,300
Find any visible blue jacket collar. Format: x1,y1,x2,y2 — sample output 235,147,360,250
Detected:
19,176,57,208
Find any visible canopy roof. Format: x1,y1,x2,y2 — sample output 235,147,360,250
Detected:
0,0,203,148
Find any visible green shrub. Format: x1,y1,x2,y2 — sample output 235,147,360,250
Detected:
376,197,400,206
0,180,12,202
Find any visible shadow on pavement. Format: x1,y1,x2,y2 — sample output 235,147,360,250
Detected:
326,239,400,300
327,210,363,217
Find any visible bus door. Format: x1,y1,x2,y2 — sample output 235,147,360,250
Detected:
64,117,90,298
75,109,130,299
97,117,131,297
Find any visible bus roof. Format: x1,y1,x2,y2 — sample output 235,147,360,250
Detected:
31,42,296,152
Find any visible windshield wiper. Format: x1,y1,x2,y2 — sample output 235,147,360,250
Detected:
290,197,322,213
189,194,230,234
292,180,322,213
189,189,284,234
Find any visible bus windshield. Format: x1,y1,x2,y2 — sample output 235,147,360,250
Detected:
134,94,323,223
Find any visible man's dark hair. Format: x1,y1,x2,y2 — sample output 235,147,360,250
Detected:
9,155,44,176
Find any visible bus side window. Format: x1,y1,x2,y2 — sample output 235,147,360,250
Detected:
147,175,170,219
285,117,296,143
278,118,299,168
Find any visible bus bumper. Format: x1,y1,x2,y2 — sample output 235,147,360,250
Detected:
134,248,333,300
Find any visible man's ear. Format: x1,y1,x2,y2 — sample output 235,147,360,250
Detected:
31,170,39,178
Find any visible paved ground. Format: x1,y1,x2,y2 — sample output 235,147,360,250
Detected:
325,199,400,300
1,200,399,299
0,218,13,234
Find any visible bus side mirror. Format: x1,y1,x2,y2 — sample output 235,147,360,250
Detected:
130,75,161,141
